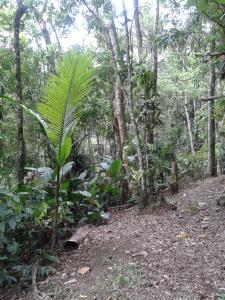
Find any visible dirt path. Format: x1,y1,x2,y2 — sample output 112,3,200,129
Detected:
34,176,225,299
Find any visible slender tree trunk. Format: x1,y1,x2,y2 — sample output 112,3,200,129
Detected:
50,19,62,50
133,0,143,63
216,122,223,174
122,0,148,207
208,25,217,176
171,160,178,193
107,3,130,203
145,0,160,201
32,5,55,73
184,93,195,155
14,0,27,186
152,0,159,96
107,15,127,160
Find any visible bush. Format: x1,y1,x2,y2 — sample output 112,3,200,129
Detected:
0,186,56,286
177,147,208,182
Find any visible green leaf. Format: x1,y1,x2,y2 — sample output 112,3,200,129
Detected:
75,190,92,197
34,202,48,223
0,256,8,261
56,135,72,166
7,241,19,255
110,160,122,178
59,161,74,179
60,180,70,191
0,222,5,233
7,218,17,229
198,0,208,10
186,0,195,7
37,52,95,159
40,251,59,264
37,167,53,181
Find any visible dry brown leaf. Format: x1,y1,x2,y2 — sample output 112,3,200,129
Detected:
176,231,190,239
78,267,91,275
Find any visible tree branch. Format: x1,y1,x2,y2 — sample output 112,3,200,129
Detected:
200,95,225,101
196,51,225,58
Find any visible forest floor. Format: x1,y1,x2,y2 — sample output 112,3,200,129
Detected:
16,176,225,299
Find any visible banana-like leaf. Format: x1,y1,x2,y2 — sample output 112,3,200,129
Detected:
37,52,95,151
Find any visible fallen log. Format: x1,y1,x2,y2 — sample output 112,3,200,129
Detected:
64,225,90,248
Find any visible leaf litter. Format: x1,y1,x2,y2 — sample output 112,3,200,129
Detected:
13,176,225,299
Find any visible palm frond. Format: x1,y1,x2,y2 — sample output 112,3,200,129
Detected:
37,52,94,146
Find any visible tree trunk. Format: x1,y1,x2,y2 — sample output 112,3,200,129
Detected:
32,5,55,73
50,19,62,50
216,122,223,175
122,0,148,207
152,0,159,96
184,93,195,155
107,11,127,160
107,2,130,203
133,0,143,63
145,0,160,201
171,160,178,193
14,0,27,186
207,25,217,177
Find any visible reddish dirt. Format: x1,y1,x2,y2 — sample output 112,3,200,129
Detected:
10,176,225,299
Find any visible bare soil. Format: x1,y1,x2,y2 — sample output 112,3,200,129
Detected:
11,176,225,299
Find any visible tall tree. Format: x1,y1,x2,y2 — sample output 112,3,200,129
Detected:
122,0,148,206
106,2,130,201
14,0,27,185
184,93,195,155
152,0,159,96
208,25,217,176
133,0,143,63
145,0,160,200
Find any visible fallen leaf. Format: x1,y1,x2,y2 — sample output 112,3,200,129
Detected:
131,251,148,258
64,279,77,285
176,231,190,239
78,267,91,275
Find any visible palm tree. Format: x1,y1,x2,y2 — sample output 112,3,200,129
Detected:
37,52,94,248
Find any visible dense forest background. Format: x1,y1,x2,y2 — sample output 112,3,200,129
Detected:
1,0,225,295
